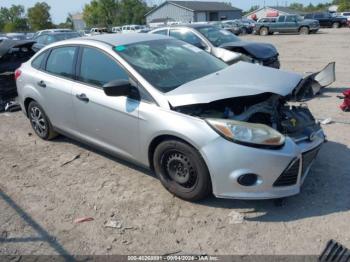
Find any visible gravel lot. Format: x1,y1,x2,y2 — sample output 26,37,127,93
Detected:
0,28,349,257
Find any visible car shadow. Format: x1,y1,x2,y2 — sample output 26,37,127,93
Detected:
0,189,74,261
196,140,350,222
52,136,349,222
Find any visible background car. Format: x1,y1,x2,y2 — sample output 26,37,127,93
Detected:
255,15,320,35
150,24,280,68
209,21,242,35
304,12,348,28
121,25,143,33
33,28,73,39
0,39,35,105
32,31,80,52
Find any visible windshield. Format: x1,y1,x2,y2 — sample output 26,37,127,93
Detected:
52,33,80,42
115,39,227,93
197,26,240,47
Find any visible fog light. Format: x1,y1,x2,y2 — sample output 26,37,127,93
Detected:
237,173,258,186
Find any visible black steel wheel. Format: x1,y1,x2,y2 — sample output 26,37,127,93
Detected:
153,139,211,201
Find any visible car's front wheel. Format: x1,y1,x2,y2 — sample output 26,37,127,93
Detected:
153,139,212,201
28,101,58,140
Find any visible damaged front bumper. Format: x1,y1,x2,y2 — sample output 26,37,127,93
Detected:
200,129,325,200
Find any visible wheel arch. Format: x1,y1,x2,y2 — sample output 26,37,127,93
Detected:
148,134,200,171
24,97,36,117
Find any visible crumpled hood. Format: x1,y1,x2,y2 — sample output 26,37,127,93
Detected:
166,62,302,107
220,40,278,60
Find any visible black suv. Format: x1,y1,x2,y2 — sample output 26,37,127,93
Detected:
304,12,348,28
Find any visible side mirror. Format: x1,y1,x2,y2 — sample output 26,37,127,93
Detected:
103,79,132,97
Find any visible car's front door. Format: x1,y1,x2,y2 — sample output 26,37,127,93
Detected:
72,46,140,160
274,16,286,32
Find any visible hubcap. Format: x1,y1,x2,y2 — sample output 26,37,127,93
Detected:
164,151,197,188
30,106,46,137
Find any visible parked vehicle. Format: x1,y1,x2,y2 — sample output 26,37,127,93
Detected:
223,20,254,34
32,32,80,52
304,12,348,28
33,29,73,38
150,24,280,68
89,28,109,35
16,34,335,200
112,26,122,33
122,25,143,33
339,12,350,26
5,33,27,40
210,21,242,35
255,15,320,35
0,40,35,104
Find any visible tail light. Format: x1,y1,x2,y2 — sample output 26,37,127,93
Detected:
14,69,22,81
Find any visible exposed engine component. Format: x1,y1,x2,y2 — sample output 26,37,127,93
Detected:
175,92,321,142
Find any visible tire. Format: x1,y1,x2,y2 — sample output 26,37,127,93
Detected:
259,27,269,36
299,26,309,35
332,22,340,28
241,27,247,35
28,101,58,140
153,139,212,201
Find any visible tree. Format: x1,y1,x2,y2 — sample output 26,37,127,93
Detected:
0,5,28,32
57,13,74,29
83,0,150,27
27,2,53,31
117,0,149,25
338,0,350,11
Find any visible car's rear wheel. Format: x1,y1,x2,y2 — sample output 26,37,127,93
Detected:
299,26,309,35
332,22,340,28
153,139,211,201
259,27,269,36
28,101,58,140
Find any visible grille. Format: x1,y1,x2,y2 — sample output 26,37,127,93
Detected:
301,146,321,178
273,159,300,187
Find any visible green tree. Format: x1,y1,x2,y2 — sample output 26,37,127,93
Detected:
289,3,304,11
338,0,350,11
0,5,28,32
27,2,53,31
117,0,149,25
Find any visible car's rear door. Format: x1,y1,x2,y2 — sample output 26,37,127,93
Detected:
72,46,140,160
274,16,286,32
34,46,78,133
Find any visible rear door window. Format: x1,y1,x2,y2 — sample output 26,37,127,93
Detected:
45,46,77,79
78,47,129,87
31,51,47,69
278,16,285,22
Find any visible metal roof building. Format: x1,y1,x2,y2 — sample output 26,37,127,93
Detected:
244,6,303,20
145,1,242,25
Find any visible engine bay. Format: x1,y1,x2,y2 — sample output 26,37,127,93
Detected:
174,92,322,142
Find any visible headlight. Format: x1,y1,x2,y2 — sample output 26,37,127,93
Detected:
206,118,285,148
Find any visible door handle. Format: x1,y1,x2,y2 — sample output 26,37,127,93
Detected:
76,93,89,102
37,80,46,88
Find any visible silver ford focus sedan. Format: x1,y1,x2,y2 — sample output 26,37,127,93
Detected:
16,34,335,201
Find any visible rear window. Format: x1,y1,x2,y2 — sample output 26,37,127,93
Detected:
31,51,46,69
46,46,77,79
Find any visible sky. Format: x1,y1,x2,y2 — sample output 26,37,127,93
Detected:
1,0,331,23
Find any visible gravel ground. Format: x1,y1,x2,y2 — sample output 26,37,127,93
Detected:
0,28,349,257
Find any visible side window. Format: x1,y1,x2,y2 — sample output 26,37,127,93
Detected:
305,14,313,19
315,13,323,19
46,35,56,44
153,29,168,35
78,47,129,87
278,16,285,22
285,16,295,22
31,51,47,69
46,46,77,79
170,29,204,47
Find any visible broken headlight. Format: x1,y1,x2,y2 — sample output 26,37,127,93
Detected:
206,119,285,148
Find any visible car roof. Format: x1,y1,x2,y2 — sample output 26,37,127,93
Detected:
82,33,169,46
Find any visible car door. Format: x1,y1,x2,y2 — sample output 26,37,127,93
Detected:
275,16,286,32
72,46,140,160
285,16,298,32
315,13,327,26
35,46,78,132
